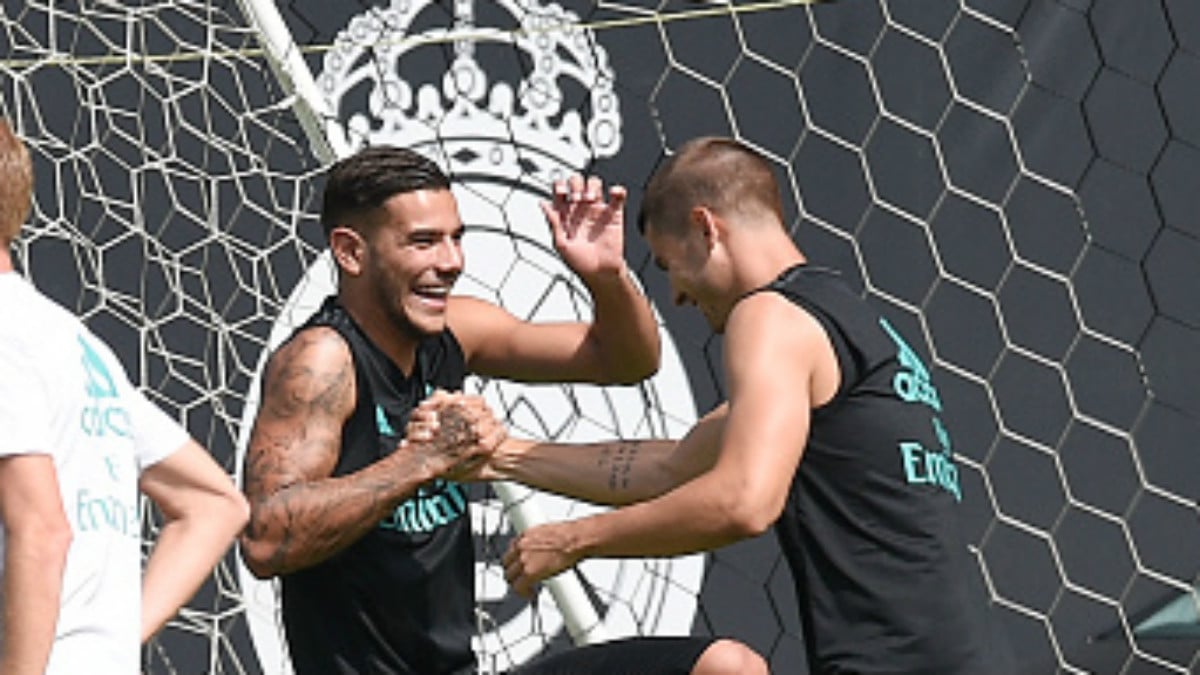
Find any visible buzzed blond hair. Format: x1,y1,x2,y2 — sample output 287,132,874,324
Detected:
638,136,783,237
0,118,32,246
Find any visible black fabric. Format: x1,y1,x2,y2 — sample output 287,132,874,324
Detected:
513,637,715,675
280,296,474,675
756,265,999,674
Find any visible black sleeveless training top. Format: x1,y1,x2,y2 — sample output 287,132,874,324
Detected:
280,296,475,675
758,265,1003,674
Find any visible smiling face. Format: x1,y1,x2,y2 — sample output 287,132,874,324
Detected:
645,214,735,333
355,188,464,340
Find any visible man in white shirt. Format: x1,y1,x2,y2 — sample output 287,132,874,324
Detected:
0,116,250,674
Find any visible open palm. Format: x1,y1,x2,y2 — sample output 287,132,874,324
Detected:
541,175,628,282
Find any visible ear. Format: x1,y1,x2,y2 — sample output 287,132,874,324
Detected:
689,205,723,251
330,226,367,276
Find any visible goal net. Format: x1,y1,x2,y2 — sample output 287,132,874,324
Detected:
7,1,1196,674
0,1,710,673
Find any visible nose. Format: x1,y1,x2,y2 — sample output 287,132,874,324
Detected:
436,238,464,274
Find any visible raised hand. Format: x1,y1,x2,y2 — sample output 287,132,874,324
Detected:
542,174,628,283
502,521,583,597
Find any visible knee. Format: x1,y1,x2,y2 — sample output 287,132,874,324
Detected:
691,638,769,675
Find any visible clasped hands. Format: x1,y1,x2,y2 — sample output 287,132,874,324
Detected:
404,391,581,598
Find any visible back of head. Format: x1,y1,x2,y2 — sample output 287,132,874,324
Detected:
0,118,32,247
319,145,451,239
638,136,783,237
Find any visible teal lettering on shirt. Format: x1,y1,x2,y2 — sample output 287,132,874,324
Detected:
879,318,942,412
77,334,130,437
379,480,468,533
898,441,962,501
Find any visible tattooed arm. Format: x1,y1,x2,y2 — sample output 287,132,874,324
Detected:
238,328,491,578
434,404,729,507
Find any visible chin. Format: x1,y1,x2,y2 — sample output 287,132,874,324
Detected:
389,303,445,339
408,314,446,337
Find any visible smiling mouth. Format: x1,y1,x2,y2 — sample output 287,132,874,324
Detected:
413,284,452,307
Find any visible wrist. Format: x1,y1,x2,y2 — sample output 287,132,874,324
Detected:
579,261,630,293
490,438,534,481
567,514,604,560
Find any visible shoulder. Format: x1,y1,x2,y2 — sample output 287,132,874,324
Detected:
0,281,79,354
723,289,838,392
264,325,354,383
726,289,827,348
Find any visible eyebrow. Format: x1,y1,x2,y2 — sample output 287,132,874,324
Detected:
407,223,465,238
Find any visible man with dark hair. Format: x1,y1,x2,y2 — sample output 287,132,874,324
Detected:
452,136,1010,674
239,145,766,675
0,116,249,673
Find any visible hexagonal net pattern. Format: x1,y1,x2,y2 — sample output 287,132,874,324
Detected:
2,1,1199,674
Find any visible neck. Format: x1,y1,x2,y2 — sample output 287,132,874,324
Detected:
0,245,12,273
338,286,419,375
727,224,806,295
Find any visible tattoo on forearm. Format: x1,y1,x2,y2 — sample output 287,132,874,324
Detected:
601,441,640,492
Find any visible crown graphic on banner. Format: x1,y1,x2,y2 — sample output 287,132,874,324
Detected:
318,0,622,183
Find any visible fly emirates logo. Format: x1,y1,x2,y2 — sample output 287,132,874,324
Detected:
879,318,962,502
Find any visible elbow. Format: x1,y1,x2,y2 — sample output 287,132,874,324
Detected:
230,492,251,532
715,494,781,540
238,533,280,580
216,487,251,536
46,520,74,563
238,511,282,580
601,349,661,385
625,353,661,384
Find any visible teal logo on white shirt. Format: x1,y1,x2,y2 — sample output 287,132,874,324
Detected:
78,335,130,438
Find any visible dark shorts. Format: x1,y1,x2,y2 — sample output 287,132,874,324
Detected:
511,636,716,675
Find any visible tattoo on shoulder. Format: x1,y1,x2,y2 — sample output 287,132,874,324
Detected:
264,329,353,419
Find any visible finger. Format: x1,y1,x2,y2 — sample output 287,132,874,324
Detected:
566,174,585,201
584,175,602,202
458,393,488,412
541,200,567,248
482,424,506,451
502,538,519,568
405,425,435,442
552,179,569,206
502,554,534,598
607,184,628,214
422,389,453,407
515,576,536,598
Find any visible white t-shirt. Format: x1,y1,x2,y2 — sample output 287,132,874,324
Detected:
0,272,188,673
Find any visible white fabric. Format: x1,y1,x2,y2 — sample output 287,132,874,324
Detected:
0,272,188,673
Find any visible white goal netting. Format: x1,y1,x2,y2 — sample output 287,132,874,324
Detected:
3,1,1198,674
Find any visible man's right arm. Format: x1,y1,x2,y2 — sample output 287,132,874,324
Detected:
239,327,458,578
0,454,72,675
443,404,729,506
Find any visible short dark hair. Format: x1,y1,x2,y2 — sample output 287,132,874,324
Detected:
319,145,451,238
0,117,32,245
637,136,782,237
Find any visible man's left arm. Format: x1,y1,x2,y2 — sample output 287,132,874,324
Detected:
448,175,659,385
139,439,249,641
502,293,826,595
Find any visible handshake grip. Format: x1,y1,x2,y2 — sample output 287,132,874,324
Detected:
404,392,505,481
